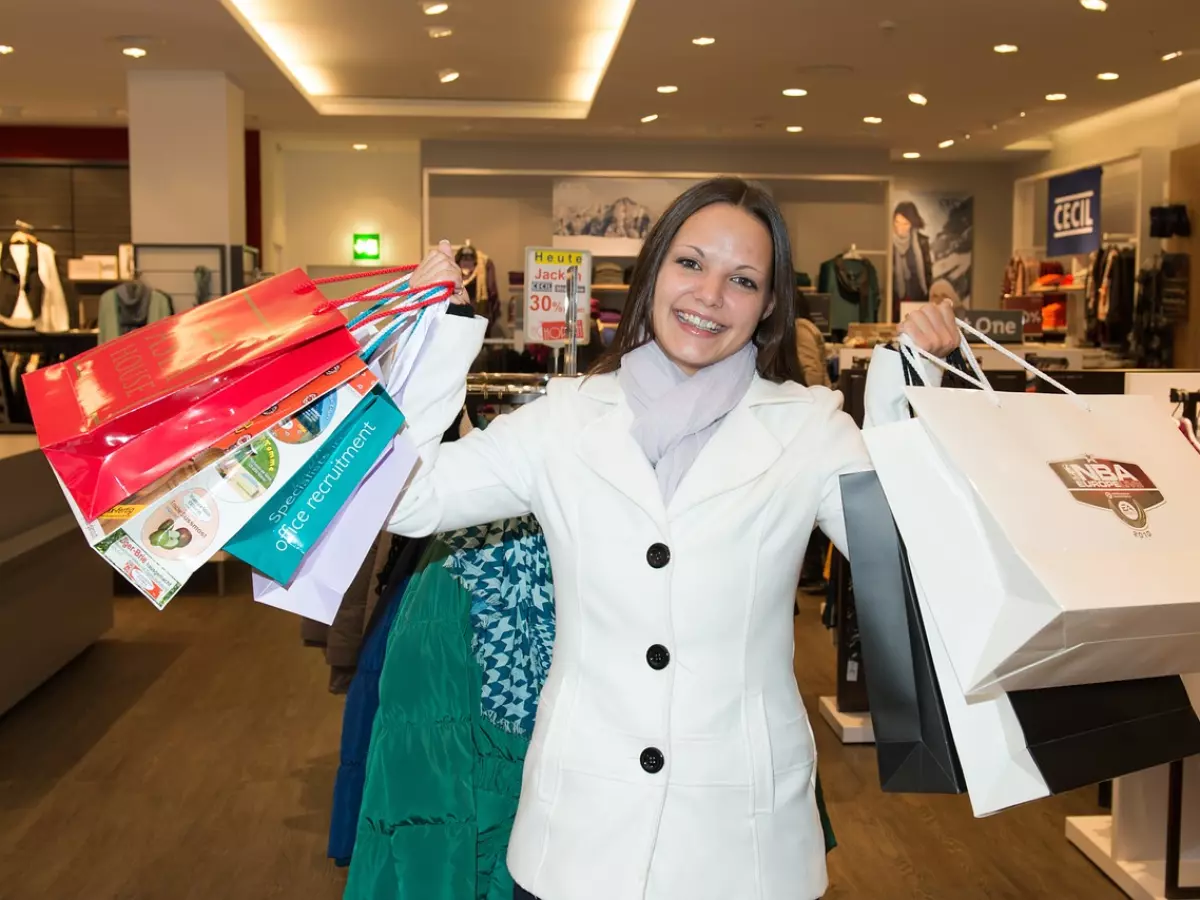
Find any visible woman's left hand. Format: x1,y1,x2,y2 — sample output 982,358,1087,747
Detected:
899,298,960,358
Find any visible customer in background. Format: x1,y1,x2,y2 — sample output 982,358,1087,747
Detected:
793,291,831,389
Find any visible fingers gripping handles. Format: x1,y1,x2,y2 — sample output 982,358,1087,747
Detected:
898,318,1089,410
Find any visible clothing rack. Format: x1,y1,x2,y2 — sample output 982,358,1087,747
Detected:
466,372,548,401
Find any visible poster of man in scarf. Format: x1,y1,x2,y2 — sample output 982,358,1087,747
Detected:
890,190,974,309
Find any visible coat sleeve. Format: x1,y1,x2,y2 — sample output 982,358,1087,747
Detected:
386,311,549,538
814,346,939,559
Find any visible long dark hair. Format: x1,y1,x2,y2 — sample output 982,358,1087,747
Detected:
589,177,805,385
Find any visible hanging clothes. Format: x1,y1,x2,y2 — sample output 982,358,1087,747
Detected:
818,255,881,333
0,239,69,333
344,516,555,900
97,282,174,343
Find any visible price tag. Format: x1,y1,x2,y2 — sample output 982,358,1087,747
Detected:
524,246,592,345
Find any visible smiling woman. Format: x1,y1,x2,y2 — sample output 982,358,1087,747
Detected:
590,177,804,383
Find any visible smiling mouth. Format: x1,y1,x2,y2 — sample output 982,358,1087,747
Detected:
675,310,726,334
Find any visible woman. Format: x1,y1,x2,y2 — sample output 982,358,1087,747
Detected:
388,178,958,900
793,291,831,390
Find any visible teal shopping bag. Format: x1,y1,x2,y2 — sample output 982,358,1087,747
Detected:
225,387,403,584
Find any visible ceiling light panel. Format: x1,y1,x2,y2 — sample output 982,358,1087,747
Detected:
1080,0,1107,9
438,68,460,83
908,92,928,106
1097,72,1119,80
122,47,148,58
1046,93,1068,101
1163,51,1184,62
863,116,883,124
656,85,678,94
218,0,636,118
993,44,1019,54
427,26,453,38
903,152,921,159
786,125,804,133
692,36,715,46
423,2,449,14
0,45,12,55
938,139,955,148
640,113,659,123
782,88,808,97
352,143,368,150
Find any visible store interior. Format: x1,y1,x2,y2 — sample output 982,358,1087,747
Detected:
4,0,1200,898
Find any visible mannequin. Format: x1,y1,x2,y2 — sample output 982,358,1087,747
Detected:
0,225,70,332
455,242,500,332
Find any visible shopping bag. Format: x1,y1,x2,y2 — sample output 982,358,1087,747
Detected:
840,470,965,795
864,323,1200,696
224,386,404,584
74,367,381,608
65,359,368,542
25,265,422,520
251,431,419,624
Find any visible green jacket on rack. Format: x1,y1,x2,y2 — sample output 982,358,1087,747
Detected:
818,256,881,333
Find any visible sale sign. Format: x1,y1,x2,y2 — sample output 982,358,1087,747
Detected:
524,247,592,345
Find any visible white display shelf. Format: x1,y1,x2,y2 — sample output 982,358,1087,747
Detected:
1067,815,1200,900
818,695,874,744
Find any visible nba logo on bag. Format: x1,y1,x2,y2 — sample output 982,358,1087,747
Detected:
1049,456,1164,534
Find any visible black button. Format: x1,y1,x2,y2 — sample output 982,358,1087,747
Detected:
640,747,665,774
646,543,671,569
646,644,671,670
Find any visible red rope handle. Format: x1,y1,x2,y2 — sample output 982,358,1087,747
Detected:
353,284,457,330
295,264,419,297
313,280,456,317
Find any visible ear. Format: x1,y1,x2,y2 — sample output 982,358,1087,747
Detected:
760,299,776,322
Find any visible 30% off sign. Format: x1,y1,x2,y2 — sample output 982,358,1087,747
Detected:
524,247,592,345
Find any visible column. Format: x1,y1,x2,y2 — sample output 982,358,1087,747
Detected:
127,70,246,246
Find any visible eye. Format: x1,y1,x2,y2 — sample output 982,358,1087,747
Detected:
676,256,701,271
731,275,758,291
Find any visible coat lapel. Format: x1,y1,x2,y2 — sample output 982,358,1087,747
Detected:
575,375,669,531
667,376,803,520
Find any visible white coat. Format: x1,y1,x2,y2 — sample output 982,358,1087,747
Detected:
388,312,926,900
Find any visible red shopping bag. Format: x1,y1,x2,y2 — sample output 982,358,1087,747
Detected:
25,266,413,520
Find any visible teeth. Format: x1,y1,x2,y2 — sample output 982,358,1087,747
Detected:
677,311,723,333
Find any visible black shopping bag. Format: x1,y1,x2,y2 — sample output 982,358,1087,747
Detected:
1007,677,1200,794
840,469,965,794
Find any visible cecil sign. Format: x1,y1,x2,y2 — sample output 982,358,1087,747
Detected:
1047,167,1102,257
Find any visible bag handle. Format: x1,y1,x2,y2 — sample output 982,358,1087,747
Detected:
900,317,1090,410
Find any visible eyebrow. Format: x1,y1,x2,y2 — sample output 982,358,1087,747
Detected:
682,244,765,276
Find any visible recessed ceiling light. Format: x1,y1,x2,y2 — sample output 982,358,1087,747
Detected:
939,139,956,149
438,68,460,83
863,116,883,125
786,125,804,133
1080,0,1107,10
353,143,368,151
427,26,453,38
1097,72,1120,80
1163,51,1184,62
994,44,1020,54
964,133,972,140
122,47,147,58
640,114,659,123
1020,111,1027,117
692,36,715,46
656,85,678,94
782,88,808,97
908,92,928,106
0,45,12,55
903,152,921,159
423,2,449,14
1046,92,1068,101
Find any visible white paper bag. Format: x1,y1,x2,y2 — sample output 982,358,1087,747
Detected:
865,332,1200,697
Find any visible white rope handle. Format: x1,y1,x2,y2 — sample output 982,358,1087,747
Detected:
898,332,998,399
952,317,1084,398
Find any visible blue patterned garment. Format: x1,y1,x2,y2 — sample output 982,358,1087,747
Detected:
440,516,556,736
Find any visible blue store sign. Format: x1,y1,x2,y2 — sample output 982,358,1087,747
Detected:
1047,166,1102,257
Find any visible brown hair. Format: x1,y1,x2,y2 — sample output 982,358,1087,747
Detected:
588,177,805,385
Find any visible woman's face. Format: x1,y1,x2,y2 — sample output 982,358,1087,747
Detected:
893,213,912,238
650,203,773,376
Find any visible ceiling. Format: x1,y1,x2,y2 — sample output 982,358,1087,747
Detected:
2,0,1200,158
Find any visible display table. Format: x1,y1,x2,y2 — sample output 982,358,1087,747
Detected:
0,436,113,716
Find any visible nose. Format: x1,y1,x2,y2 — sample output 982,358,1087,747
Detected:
693,270,725,308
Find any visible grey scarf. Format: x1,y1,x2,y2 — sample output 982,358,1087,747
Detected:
618,339,758,504
893,229,928,299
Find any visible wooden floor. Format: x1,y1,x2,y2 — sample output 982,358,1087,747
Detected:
0,573,1125,900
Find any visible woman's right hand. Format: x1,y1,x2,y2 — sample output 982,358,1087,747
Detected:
412,239,469,305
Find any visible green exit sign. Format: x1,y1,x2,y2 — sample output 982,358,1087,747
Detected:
352,233,381,261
